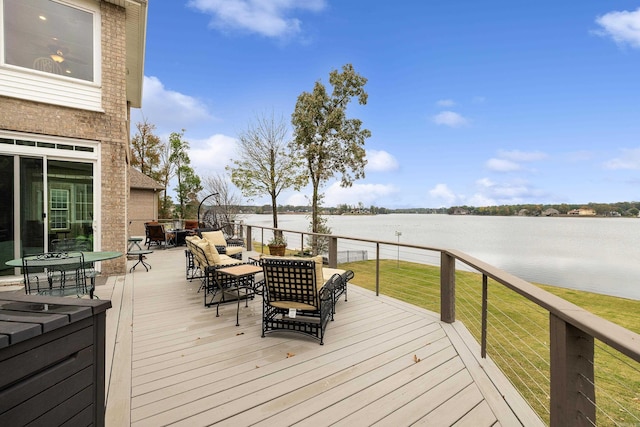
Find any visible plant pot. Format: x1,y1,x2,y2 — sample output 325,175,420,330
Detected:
268,244,286,256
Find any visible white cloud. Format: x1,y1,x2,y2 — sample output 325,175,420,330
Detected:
486,158,521,172
486,149,547,172
285,192,309,206
132,76,213,135
365,150,399,172
467,193,496,207
188,0,327,38
497,150,548,162
473,177,545,203
431,111,468,127
436,99,455,107
594,8,640,48
280,181,399,208
429,178,547,208
603,147,640,170
429,184,458,206
190,134,238,175
323,182,398,207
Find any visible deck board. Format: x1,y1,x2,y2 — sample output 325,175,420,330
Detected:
101,248,544,426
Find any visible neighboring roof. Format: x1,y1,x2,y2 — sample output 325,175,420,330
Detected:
130,167,163,190
105,0,148,108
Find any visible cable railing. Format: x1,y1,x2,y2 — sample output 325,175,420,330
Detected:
243,223,640,426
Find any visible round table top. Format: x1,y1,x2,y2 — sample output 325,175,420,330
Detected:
127,249,153,255
5,251,123,267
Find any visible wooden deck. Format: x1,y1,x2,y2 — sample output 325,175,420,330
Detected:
101,248,543,426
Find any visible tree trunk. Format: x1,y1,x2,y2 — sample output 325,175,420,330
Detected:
271,193,278,229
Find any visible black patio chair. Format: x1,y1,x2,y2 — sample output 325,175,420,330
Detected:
260,256,342,345
22,252,93,298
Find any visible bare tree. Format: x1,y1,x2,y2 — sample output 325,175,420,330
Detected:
156,139,174,219
200,173,243,237
228,112,306,232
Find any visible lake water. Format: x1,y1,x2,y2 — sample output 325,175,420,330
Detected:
241,213,640,301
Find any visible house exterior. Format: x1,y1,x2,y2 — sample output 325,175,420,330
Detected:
568,208,597,216
129,167,163,237
0,0,148,275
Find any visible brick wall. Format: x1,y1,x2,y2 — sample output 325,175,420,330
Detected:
0,3,129,274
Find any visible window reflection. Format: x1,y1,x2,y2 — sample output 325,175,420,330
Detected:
48,160,94,251
3,0,94,82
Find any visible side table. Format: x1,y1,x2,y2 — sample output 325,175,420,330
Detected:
128,236,144,251
128,249,153,272
216,264,263,326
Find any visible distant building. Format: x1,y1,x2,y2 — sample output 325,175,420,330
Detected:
129,168,164,236
568,208,596,216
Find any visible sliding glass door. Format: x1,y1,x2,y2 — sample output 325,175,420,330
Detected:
20,157,45,257
0,155,95,276
0,155,15,275
47,160,94,251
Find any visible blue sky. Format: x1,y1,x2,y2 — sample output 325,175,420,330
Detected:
131,1,640,209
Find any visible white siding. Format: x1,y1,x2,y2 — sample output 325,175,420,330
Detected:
0,67,102,112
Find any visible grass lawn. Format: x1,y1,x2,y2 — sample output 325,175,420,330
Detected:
341,259,640,426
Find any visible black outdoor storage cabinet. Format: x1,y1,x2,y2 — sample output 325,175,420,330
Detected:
0,295,111,426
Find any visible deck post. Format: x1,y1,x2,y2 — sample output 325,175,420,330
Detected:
246,226,253,252
328,236,338,268
375,243,380,296
550,313,595,426
440,251,456,323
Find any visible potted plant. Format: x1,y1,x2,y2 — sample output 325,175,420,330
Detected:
268,233,287,256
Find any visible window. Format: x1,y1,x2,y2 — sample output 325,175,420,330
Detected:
49,188,69,231
3,0,94,82
75,184,93,223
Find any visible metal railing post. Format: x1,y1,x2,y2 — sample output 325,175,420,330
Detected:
481,274,488,358
246,225,252,251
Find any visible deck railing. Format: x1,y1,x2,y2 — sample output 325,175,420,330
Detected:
244,223,640,426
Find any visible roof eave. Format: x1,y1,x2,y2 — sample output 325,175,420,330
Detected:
105,0,148,108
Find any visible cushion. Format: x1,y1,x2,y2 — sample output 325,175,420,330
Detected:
185,235,201,244
225,246,244,256
201,230,227,247
270,301,318,311
196,240,220,264
217,254,239,264
311,255,324,286
323,267,346,282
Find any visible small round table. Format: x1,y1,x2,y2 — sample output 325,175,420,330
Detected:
128,237,144,251
127,250,153,272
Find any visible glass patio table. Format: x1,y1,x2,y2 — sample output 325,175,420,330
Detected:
5,251,122,299
5,251,123,268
